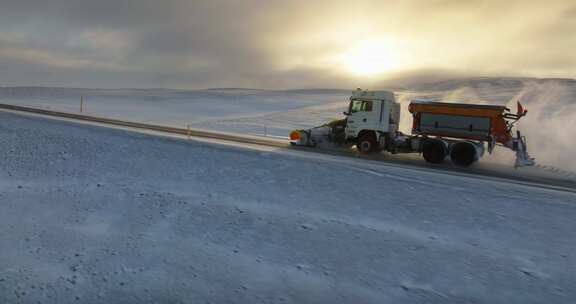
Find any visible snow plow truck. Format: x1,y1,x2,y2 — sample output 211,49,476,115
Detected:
289,89,534,167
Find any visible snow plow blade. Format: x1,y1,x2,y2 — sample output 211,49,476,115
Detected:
290,119,347,147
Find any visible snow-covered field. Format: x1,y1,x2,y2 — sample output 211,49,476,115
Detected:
1,111,575,303
1,77,575,171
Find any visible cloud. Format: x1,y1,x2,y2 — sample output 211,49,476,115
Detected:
0,0,575,88
563,5,576,18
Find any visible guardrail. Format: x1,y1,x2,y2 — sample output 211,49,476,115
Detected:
0,103,288,149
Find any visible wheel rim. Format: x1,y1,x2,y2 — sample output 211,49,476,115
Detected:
360,141,371,152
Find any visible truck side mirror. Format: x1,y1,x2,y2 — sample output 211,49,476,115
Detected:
343,111,351,116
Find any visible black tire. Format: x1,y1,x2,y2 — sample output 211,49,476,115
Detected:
422,140,447,164
357,133,377,154
450,142,477,167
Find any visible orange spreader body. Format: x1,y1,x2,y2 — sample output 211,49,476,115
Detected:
408,102,512,145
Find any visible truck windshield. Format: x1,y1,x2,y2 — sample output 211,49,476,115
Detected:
350,100,372,113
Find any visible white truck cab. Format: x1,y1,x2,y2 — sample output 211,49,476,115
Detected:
344,89,400,152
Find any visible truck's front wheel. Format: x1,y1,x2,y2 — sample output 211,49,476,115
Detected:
357,133,377,154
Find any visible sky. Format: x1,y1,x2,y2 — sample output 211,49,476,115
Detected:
0,0,575,89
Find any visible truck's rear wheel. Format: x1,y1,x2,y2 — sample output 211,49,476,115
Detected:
422,139,447,164
357,133,377,154
450,142,477,167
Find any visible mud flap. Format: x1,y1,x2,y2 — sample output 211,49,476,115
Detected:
378,134,387,150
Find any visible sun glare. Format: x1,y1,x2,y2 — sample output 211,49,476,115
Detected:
339,40,399,77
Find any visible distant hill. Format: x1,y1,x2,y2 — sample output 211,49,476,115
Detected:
1,77,575,101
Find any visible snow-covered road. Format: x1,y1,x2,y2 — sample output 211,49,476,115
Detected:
1,112,575,303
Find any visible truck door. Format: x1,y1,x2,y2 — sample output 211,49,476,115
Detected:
346,99,375,138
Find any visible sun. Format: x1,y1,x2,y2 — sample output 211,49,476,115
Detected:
339,39,398,77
